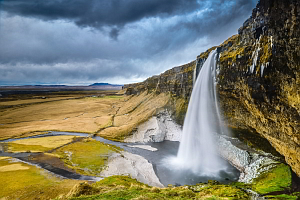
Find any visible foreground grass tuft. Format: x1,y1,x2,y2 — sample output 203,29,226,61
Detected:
62,175,249,200
251,163,292,194
264,194,300,200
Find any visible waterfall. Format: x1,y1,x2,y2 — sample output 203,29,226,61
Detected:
169,49,227,176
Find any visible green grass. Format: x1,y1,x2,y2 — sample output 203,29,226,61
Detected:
65,176,249,200
190,182,249,199
54,139,122,176
264,194,300,200
230,164,293,198
251,164,292,194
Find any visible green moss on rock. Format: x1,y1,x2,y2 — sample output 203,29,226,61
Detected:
264,194,300,200
251,164,292,194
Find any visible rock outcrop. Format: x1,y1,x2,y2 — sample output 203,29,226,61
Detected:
124,110,181,143
100,151,164,188
123,0,300,176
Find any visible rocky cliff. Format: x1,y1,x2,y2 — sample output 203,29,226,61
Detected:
123,0,300,176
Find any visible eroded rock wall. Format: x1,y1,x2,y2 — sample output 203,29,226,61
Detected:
217,0,300,176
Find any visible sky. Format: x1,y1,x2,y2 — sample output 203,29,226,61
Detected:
0,0,258,86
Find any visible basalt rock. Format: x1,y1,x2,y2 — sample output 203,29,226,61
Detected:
123,0,300,176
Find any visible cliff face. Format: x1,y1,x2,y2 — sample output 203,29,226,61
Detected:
218,0,299,177
124,61,196,98
123,0,300,176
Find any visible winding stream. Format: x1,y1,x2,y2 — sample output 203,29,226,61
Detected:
0,131,240,186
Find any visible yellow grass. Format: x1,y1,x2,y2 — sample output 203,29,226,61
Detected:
0,158,81,200
0,157,10,160
11,135,77,148
0,164,29,172
0,90,170,141
0,96,75,106
6,135,78,153
0,96,122,140
99,92,170,140
7,143,51,153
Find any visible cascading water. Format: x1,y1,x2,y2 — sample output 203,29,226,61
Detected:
168,49,228,176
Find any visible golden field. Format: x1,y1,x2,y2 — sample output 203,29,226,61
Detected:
0,90,123,140
0,89,170,141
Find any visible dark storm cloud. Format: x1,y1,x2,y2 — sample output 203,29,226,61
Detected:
1,0,200,30
109,27,120,40
1,0,257,38
0,0,258,85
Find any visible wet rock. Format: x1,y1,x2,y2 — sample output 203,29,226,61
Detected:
218,135,278,183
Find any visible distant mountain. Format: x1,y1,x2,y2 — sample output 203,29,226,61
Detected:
89,83,123,87
34,85,66,87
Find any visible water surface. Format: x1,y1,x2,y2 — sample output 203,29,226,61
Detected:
0,131,240,186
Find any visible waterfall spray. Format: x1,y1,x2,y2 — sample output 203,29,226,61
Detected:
168,49,227,176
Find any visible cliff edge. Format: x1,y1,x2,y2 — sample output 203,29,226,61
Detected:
123,0,300,176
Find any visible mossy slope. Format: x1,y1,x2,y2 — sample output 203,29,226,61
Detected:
62,175,249,200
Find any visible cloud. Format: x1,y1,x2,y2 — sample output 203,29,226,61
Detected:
1,0,256,38
1,0,200,37
0,58,145,85
0,0,258,85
